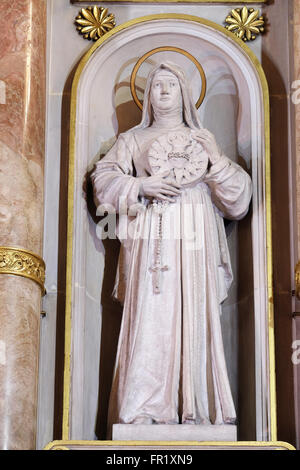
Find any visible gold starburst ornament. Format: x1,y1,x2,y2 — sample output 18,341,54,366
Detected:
75,6,116,41
225,7,264,42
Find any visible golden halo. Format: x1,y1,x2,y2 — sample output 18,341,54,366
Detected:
130,46,207,111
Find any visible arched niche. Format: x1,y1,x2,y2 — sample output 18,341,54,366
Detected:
63,14,275,444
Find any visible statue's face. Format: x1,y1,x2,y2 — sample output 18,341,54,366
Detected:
150,70,182,111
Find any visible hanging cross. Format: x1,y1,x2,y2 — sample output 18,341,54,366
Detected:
149,263,169,294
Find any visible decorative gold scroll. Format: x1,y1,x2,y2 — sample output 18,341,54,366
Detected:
130,46,207,111
0,246,46,294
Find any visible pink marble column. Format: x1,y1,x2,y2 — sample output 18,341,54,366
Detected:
0,0,46,449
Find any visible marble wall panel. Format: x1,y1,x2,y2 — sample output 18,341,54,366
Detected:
37,292,57,450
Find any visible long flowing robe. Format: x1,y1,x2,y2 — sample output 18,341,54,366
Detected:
91,124,252,431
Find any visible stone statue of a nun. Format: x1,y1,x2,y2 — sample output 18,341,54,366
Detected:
91,62,252,435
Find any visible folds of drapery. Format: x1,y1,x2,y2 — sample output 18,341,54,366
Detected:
91,134,143,213
91,132,252,221
91,129,253,432
91,133,252,307
204,155,253,221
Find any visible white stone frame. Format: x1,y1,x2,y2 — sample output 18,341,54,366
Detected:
64,15,274,442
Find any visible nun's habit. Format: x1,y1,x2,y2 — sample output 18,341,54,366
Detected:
91,63,252,434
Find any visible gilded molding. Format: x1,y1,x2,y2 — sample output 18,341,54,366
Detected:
71,1,268,3
225,7,265,41
44,440,296,451
0,246,45,294
51,446,70,451
75,6,115,41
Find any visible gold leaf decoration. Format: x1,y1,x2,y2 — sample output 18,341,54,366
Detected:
225,7,265,42
0,246,45,293
75,6,116,41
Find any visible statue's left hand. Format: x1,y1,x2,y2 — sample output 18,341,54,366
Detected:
191,129,222,165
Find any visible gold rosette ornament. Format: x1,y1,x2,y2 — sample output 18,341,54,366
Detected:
225,7,264,42
75,6,116,41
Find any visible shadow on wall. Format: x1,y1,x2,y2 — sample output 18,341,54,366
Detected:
53,59,143,440
203,83,255,440
261,43,296,446
53,61,75,441
88,89,142,440
85,169,123,441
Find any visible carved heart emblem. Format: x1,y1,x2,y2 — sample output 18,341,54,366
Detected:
148,130,209,186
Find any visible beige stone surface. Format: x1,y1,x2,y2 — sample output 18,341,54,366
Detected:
112,424,237,442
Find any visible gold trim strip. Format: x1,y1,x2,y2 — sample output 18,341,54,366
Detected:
44,440,295,451
264,70,277,442
65,13,275,443
71,1,268,4
0,246,45,293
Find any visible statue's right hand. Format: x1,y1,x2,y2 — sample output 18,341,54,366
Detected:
139,176,181,203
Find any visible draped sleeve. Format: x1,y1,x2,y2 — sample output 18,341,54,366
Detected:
203,155,252,220
91,132,145,213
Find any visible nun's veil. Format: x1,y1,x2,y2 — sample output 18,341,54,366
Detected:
133,62,204,130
